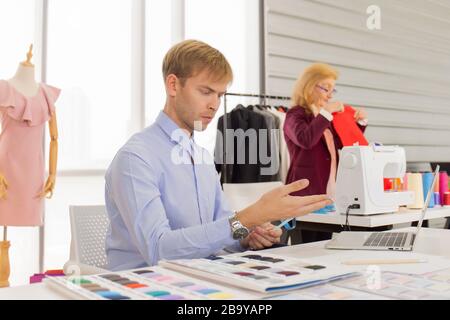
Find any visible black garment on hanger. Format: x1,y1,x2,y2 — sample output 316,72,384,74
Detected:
215,104,277,184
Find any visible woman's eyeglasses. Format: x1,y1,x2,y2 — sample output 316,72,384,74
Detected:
316,84,337,95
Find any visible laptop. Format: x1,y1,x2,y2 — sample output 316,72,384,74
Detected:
326,165,439,251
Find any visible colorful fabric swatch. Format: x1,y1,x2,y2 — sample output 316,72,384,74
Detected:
160,252,359,293
335,270,450,299
44,266,252,300
331,105,368,147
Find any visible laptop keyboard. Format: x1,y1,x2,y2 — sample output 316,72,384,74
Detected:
363,232,409,248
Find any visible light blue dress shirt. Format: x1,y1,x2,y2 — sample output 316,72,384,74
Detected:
105,111,240,271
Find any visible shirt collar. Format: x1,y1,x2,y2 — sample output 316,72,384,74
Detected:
155,111,195,154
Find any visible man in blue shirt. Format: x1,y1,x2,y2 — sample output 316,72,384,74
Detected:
105,40,331,271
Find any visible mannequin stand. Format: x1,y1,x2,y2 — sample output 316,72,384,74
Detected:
0,227,10,287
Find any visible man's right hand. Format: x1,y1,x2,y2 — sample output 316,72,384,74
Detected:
240,222,282,250
323,101,344,114
236,179,332,228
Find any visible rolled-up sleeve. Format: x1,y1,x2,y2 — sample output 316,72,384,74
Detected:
108,151,237,266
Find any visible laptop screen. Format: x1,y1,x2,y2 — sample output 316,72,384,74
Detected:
415,165,440,234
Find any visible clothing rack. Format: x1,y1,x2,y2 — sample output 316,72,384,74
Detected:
221,93,291,183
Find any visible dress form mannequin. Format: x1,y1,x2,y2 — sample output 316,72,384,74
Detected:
0,44,59,287
8,45,39,97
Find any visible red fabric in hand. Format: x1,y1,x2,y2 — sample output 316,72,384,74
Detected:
331,105,368,146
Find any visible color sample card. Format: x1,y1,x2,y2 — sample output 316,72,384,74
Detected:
333,271,450,300
160,252,359,293
265,283,389,300
423,267,450,283
44,266,255,300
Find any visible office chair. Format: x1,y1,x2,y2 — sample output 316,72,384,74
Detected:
63,205,110,275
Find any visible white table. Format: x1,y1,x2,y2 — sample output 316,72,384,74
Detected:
1,227,449,300
268,227,450,259
295,206,450,231
0,281,68,300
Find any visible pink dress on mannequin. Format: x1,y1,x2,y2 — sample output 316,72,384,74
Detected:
0,80,60,226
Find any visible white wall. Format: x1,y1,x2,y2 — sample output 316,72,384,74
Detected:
265,0,450,162
186,0,261,155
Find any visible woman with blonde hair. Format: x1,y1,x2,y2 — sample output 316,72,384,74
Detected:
283,63,367,243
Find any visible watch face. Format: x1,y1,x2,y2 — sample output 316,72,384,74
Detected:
233,227,249,240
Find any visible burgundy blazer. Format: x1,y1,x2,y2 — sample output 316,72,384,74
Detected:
283,106,366,196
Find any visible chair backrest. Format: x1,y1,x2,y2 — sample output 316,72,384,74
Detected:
68,205,109,270
222,181,283,211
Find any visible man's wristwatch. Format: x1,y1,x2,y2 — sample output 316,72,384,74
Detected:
228,212,249,240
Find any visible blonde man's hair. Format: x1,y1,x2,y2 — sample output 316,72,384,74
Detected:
291,63,339,113
162,39,233,85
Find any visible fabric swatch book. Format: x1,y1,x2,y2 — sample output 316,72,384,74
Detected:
331,105,368,147
160,252,359,293
333,269,450,300
45,266,256,300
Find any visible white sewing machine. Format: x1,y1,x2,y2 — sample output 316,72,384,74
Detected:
335,145,415,215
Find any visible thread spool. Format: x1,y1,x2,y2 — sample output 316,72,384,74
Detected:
439,171,449,204
407,173,424,209
434,192,441,206
383,178,392,191
444,192,450,207
434,171,440,193
393,178,402,191
422,172,435,208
